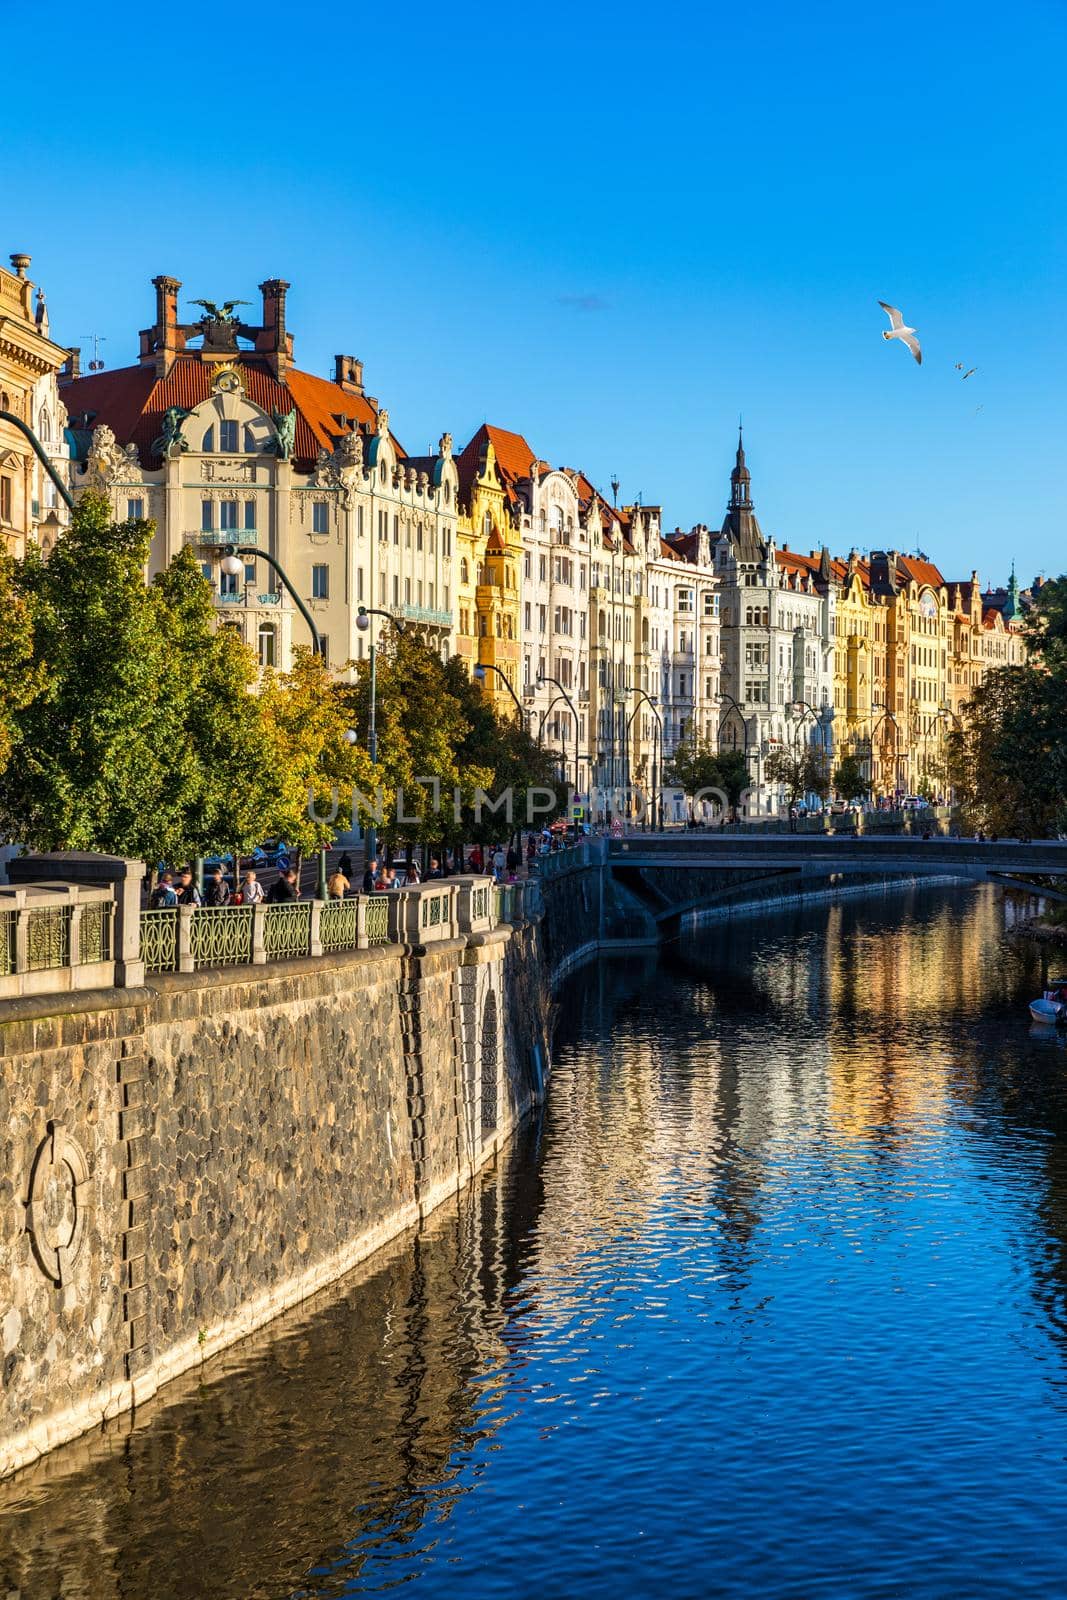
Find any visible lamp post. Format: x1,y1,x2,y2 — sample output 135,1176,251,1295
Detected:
871,703,900,802
716,694,751,825
537,673,580,823
473,662,526,725
0,410,74,511
354,606,407,868
625,689,662,830
220,546,323,657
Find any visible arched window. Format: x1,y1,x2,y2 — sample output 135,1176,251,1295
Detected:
258,623,277,668
380,461,387,484
484,509,492,535
539,509,547,533
201,425,215,452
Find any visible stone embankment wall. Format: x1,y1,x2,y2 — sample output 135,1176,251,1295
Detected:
0,917,549,1479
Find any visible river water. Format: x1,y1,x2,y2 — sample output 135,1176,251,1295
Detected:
3,884,1067,1599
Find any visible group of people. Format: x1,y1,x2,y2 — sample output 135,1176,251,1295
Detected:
147,829,577,910
148,865,301,909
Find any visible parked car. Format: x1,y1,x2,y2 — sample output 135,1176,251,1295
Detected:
901,796,928,811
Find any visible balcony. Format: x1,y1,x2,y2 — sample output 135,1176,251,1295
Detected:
194,529,260,547
395,603,452,627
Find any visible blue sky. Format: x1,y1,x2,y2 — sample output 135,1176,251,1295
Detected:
6,0,1064,584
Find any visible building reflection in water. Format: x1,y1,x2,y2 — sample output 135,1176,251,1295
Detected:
3,885,1067,1599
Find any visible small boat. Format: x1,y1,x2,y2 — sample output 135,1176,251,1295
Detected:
1029,979,1067,1026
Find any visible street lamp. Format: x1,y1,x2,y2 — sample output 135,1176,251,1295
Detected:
871,703,900,801
716,691,754,821
473,662,526,724
0,409,73,510
537,673,581,822
220,545,324,658
354,606,407,867
625,689,663,830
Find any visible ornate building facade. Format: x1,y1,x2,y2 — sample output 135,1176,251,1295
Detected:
0,253,69,558
59,275,457,671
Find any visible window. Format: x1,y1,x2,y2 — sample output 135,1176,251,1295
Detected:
392,514,399,545
357,568,364,601
199,562,212,580
201,500,213,532
392,575,399,605
312,502,329,534
678,589,693,612
258,624,277,668
220,569,239,596
243,424,257,453
244,562,256,586
126,497,144,521
201,425,215,452
220,500,238,531
244,500,256,531
220,419,238,452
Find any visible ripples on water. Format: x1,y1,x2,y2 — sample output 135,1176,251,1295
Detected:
4,885,1067,1599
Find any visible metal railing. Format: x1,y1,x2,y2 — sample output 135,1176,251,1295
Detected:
188,905,254,967
141,908,179,973
263,902,312,961
0,909,15,976
364,896,389,945
78,901,113,964
319,898,359,952
26,906,71,970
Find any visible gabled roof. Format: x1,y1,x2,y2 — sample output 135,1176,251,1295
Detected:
455,423,541,505
897,554,946,591
60,355,396,469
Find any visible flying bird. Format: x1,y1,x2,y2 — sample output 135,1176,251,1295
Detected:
878,301,922,365
957,365,977,379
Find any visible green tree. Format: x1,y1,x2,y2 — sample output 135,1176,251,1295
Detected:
664,740,752,820
0,546,40,777
258,648,378,859
0,493,283,863
441,660,564,843
765,745,831,807
946,664,1067,837
833,753,868,800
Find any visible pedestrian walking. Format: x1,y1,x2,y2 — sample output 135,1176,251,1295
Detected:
176,870,201,906
492,845,506,882
266,869,298,904
241,871,265,905
426,857,443,880
204,866,230,907
149,871,178,909
327,867,349,899
406,858,422,885
338,851,353,879
362,857,378,894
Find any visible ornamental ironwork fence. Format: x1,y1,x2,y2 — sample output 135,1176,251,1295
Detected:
26,907,70,971
140,908,179,973
263,902,312,961
319,898,360,952
364,896,389,945
0,910,15,976
188,905,254,967
78,901,113,965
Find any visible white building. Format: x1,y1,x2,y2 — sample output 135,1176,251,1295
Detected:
60,274,458,672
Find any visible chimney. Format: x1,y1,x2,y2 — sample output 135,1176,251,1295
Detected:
334,354,364,394
140,274,185,373
257,279,292,376
61,346,81,382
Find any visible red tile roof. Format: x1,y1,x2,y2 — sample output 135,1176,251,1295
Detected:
897,554,945,591
60,356,396,469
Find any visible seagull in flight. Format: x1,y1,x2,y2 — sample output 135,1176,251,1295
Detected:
954,362,978,379
878,301,922,365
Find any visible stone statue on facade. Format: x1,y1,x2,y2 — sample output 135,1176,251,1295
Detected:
86,423,142,487
269,407,296,461
438,431,453,459
151,406,191,459
190,299,250,356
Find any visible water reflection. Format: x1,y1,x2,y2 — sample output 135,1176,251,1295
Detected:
4,885,1067,1599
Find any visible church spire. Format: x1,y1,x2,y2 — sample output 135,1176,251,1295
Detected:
730,422,752,510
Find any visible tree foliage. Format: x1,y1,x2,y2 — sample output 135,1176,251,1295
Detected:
765,745,831,806
833,753,868,800
664,739,751,815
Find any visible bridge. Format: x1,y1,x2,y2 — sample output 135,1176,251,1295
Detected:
600,832,1067,931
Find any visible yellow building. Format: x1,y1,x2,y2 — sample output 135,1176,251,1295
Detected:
865,552,950,797
831,552,874,782
0,253,69,557
454,432,522,717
